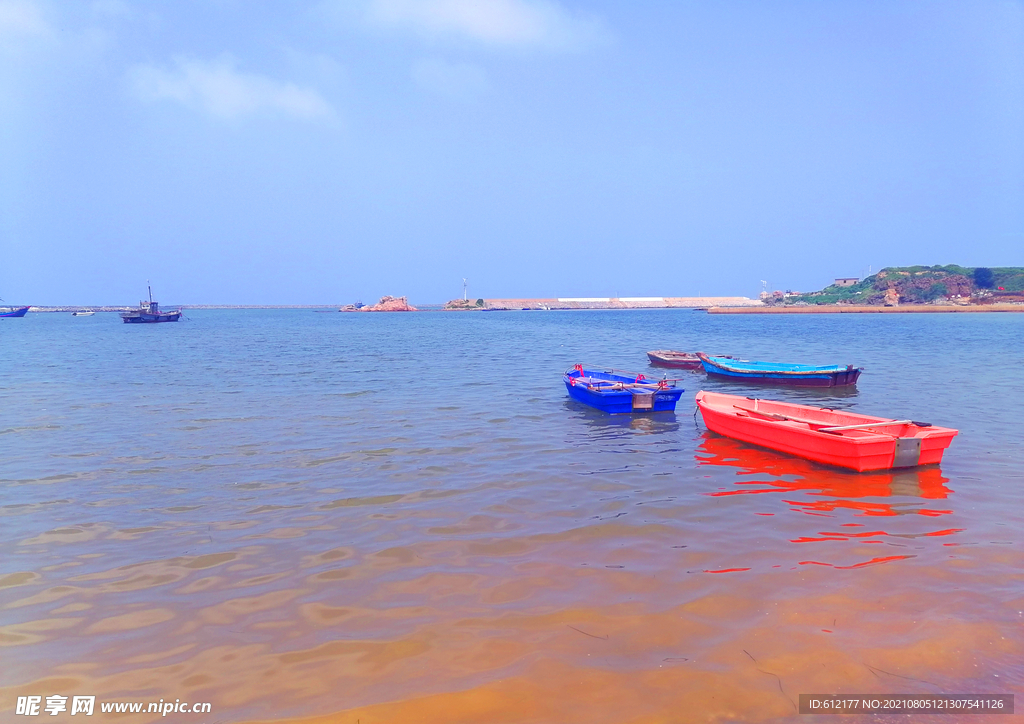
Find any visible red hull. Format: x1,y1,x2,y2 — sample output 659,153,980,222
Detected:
695,391,957,472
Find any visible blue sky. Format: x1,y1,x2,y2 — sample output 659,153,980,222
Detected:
2,0,1022,305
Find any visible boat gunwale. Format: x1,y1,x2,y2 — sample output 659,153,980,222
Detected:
648,350,699,360
564,367,683,398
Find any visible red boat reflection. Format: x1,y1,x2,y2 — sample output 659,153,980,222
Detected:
696,434,952,509
694,434,960,571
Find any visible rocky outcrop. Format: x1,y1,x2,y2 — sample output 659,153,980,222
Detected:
871,272,972,304
360,295,417,312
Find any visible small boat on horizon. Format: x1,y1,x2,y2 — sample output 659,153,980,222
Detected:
697,352,862,387
72,311,95,316
120,285,181,324
564,364,684,414
696,390,957,471
0,306,30,318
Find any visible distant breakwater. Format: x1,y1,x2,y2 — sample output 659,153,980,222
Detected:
21,298,763,313
481,296,760,310
708,303,1024,314
22,306,135,313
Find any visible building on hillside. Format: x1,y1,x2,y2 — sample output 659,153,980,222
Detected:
834,278,860,287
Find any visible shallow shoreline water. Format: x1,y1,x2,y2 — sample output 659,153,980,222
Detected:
1,309,1021,723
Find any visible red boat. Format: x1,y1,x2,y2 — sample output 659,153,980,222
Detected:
695,390,958,472
648,350,732,370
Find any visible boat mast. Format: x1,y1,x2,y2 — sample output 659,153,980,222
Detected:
148,281,153,304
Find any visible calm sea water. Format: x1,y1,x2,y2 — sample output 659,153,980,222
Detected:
1,309,1022,723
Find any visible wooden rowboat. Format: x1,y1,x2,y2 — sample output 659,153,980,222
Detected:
647,350,703,369
648,350,734,369
565,365,684,414
695,390,957,471
697,352,862,387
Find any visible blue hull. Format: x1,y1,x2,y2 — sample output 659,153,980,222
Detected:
0,306,29,318
697,353,861,387
564,367,683,414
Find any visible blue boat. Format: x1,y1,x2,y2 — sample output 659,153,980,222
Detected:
0,306,29,318
696,352,861,387
564,365,684,413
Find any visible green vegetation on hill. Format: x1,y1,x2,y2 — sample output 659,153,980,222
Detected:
784,265,1024,305
443,297,487,310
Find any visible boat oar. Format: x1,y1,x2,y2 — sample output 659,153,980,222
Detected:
733,405,928,435
817,420,928,432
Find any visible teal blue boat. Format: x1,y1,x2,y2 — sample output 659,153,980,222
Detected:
696,352,862,387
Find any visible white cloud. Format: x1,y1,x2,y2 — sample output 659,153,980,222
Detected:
366,0,605,50
412,57,488,97
0,0,51,38
129,55,334,120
